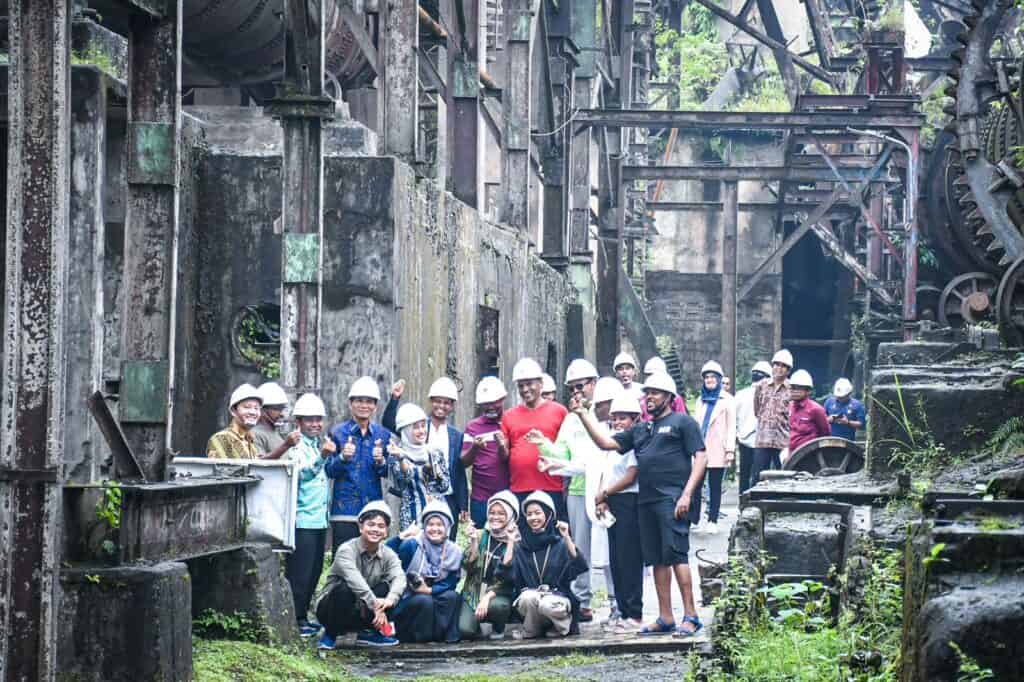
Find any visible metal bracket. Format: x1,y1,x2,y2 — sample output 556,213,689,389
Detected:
283,233,320,283
128,122,176,185
0,467,59,483
120,361,169,423
88,391,147,482
263,95,336,120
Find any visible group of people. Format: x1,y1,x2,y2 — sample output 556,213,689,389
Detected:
203,348,864,648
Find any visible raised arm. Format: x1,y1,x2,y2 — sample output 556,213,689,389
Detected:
569,396,622,451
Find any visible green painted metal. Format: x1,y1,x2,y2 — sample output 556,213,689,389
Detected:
571,0,597,77
128,122,175,185
120,361,169,423
510,10,532,41
453,58,479,98
283,233,320,283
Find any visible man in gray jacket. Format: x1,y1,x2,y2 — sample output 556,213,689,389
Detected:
315,501,406,648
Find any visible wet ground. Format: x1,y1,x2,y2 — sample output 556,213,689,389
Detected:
331,483,739,680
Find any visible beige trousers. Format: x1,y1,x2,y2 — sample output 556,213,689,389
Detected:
514,589,572,638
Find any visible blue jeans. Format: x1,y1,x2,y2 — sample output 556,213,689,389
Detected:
470,499,489,528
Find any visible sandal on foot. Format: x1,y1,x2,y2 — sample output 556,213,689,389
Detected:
675,615,704,637
638,617,676,636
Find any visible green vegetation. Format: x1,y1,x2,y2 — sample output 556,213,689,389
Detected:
948,642,995,681
869,2,905,32
984,415,1024,456
921,82,951,147
193,638,356,681
72,46,124,80
95,480,123,530
193,609,263,643
653,6,728,109
727,75,791,113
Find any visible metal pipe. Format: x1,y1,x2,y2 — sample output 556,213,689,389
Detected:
418,6,447,39
848,126,918,339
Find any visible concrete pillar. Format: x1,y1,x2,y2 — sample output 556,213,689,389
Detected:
503,0,532,231
383,0,419,161
120,3,183,482
449,0,481,208
721,180,738,382
0,2,71,679
268,0,331,394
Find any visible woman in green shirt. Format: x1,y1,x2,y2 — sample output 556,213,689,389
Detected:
458,490,519,640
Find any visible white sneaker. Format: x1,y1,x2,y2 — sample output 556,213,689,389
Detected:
705,522,719,534
691,522,706,534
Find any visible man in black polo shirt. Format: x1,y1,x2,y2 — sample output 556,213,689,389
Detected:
572,371,707,637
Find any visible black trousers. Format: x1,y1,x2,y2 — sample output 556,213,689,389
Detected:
395,589,462,643
701,469,724,522
607,493,643,620
751,447,782,487
315,581,390,637
331,520,360,556
514,490,568,535
286,528,327,624
738,444,754,495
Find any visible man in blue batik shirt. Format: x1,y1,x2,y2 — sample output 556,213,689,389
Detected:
326,376,393,554
823,378,865,441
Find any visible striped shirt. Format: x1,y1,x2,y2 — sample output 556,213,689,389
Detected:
753,378,791,450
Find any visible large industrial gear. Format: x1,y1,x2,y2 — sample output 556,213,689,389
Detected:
945,0,1024,341
784,437,865,477
996,256,1024,345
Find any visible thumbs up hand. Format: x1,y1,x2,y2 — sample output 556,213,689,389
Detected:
342,436,356,460
372,439,385,465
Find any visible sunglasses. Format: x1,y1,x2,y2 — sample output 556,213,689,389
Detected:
568,381,592,393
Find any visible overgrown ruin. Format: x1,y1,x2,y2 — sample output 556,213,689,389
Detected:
2,0,1024,680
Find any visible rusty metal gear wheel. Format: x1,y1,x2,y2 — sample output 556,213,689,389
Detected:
947,0,1024,268
996,256,1024,345
938,272,1000,327
784,437,865,477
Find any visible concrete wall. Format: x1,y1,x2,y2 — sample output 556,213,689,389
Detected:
189,116,574,447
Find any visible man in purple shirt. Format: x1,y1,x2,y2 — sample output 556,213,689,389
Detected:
461,376,511,528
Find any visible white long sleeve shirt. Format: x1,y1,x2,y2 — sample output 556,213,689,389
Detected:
735,385,758,449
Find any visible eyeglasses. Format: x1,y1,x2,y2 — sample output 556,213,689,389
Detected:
568,381,592,393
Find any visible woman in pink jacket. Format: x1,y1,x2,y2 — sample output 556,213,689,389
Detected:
692,361,735,534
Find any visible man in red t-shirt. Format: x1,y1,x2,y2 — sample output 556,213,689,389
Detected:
499,357,569,523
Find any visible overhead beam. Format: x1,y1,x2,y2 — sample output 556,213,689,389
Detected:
574,108,923,131
755,0,799,106
802,0,836,70
622,165,893,182
646,201,858,212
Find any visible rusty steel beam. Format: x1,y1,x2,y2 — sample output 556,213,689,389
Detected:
449,0,481,208
646,200,858,212
755,0,799,106
0,2,71,680
802,0,836,70
574,108,923,131
721,181,738,382
622,165,890,182
120,2,182,482
503,0,533,230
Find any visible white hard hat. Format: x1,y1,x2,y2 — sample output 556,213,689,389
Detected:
419,499,454,528
701,360,724,377
257,381,288,407
772,349,794,368
593,377,623,404
229,383,262,409
644,371,677,396
511,357,544,382
644,357,668,375
292,393,327,418
428,376,459,401
395,403,428,431
475,376,508,404
564,358,599,384
357,500,393,525
752,361,773,376
790,369,814,389
540,373,557,393
522,490,557,519
609,392,642,415
348,376,382,401
613,352,637,370
833,378,854,398
487,490,520,523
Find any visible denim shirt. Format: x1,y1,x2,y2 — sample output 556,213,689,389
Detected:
325,420,393,521
291,435,329,530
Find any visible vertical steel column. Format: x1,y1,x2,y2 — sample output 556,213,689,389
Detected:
568,0,596,261
449,0,481,208
541,1,573,261
120,2,182,482
901,129,920,340
383,0,419,160
267,0,331,394
503,0,532,231
721,180,738,382
0,2,70,680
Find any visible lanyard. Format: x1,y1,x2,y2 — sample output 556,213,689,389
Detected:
532,545,552,584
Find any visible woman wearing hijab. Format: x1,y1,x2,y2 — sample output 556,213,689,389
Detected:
388,404,452,531
500,491,588,638
692,361,736,534
386,500,464,642
458,490,520,640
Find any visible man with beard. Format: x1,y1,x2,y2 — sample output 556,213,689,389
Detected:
462,377,512,528
383,377,470,540
500,358,569,523
573,372,708,637
207,384,264,459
